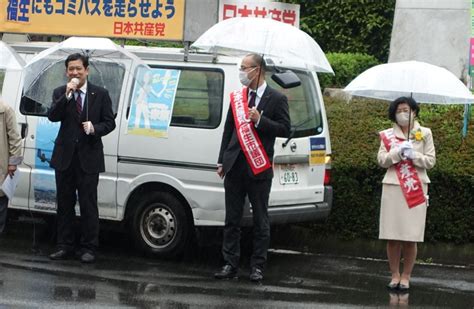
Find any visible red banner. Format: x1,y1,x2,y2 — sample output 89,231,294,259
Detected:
230,87,271,175
380,129,426,208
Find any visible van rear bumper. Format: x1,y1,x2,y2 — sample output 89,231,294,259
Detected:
242,186,333,226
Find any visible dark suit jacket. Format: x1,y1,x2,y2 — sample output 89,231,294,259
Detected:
48,82,116,174
218,85,291,179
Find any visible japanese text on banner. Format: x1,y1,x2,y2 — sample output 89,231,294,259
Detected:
1,0,184,40
219,0,300,27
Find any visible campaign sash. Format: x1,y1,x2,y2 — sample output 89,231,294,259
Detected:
380,128,426,208
230,87,271,175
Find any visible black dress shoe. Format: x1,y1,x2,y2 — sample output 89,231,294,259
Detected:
386,281,399,290
214,264,238,279
80,252,96,264
49,249,73,260
398,283,410,292
249,267,264,282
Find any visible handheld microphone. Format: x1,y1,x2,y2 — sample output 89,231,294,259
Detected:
66,78,80,100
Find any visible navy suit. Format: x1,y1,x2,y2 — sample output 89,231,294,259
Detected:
48,82,115,253
218,85,290,270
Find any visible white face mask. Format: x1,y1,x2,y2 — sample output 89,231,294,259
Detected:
239,67,256,86
396,112,413,126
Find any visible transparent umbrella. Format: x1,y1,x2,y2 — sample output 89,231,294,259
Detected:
344,61,474,104
191,17,333,73
0,41,25,71
0,41,25,96
22,36,150,109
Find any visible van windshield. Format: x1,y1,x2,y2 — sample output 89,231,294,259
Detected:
267,71,323,138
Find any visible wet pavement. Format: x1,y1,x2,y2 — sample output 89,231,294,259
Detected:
0,219,473,308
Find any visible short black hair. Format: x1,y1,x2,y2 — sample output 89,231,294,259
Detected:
247,53,266,73
388,96,419,122
65,53,89,69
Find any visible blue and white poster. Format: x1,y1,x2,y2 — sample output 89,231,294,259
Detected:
127,67,181,138
33,118,59,210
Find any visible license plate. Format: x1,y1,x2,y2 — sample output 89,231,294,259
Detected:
279,164,299,185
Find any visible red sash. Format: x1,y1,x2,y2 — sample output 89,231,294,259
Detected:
380,128,426,208
230,87,271,175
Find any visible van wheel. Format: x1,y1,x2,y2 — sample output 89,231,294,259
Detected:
131,192,191,258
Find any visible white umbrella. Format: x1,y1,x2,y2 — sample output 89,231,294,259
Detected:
0,41,25,71
191,17,333,73
344,61,474,104
23,36,149,107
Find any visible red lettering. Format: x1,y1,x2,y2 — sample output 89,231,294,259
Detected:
113,22,123,35
155,23,165,36
237,5,252,17
134,22,144,35
253,6,267,18
268,8,282,21
223,4,237,20
282,9,296,26
123,22,134,35
144,23,154,36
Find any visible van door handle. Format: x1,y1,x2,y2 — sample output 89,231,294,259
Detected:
20,123,28,139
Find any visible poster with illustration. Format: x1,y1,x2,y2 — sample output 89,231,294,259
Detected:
33,117,59,210
127,67,181,138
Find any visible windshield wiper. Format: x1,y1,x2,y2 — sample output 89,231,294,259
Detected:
282,116,316,148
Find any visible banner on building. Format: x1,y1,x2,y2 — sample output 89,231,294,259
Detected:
219,0,300,27
0,0,185,40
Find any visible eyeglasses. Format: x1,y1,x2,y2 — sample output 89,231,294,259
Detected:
239,65,257,72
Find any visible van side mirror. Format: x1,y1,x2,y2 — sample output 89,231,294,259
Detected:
271,71,301,89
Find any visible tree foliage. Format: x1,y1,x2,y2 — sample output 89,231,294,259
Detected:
284,0,396,62
318,52,379,89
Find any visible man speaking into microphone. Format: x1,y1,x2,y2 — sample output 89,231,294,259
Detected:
48,53,115,263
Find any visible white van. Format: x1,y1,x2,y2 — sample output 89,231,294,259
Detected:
2,41,332,257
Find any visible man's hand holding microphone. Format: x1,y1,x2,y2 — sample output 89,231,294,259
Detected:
66,77,80,100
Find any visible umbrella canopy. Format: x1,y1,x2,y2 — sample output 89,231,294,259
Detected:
191,17,333,73
23,36,149,107
0,41,25,71
344,61,474,104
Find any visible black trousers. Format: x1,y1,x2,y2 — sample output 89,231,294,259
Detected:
222,154,272,270
54,151,99,253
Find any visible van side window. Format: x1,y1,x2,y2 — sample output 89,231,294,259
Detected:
172,69,223,128
19,61,125,117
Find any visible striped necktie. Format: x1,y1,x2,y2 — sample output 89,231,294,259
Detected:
76,91,82,116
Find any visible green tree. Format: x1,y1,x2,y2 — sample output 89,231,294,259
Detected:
283,0,396,62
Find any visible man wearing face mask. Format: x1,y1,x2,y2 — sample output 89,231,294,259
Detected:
214,53,291,282
377,96,436,292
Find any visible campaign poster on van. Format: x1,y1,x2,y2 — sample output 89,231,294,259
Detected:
127,67,180,138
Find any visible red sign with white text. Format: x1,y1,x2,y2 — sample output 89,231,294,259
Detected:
219,0,300,28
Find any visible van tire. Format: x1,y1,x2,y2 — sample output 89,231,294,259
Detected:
131,191,191,258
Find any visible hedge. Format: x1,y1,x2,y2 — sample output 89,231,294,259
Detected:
319,52,380,90
315,97,474,243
